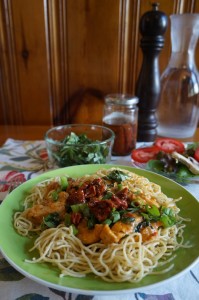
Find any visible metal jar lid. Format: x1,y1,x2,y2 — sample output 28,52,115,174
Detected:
105,94,139,106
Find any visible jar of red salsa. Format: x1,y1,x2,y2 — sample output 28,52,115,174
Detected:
103,94,139,156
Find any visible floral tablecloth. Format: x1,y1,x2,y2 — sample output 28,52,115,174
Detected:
0,139,199,300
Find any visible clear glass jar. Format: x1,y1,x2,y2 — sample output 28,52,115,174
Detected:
157,14,199,138
103,94,139,156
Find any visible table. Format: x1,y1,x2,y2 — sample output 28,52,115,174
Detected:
0,125,50,146
0,125,199,146
0,127,199,300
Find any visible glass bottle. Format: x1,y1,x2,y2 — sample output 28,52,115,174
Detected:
157,14,199,138
103,94,139,156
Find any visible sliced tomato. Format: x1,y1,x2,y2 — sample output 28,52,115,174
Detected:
154,138,185,153
194,147,199,162
131,146,160,163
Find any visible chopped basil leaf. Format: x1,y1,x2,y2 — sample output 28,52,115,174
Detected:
65,213,71,226
87,215,96,229
160,207,177,227
102,192,113,199
43,212,60,228
135,220,150,232
120,207,139,215
121,216,135,224
51,191,59,201
141,212,150,221
111,210,120,223
105,170,130,183
140,205,177,228
81,205,90,218
160,215,175,228
103,219,112,225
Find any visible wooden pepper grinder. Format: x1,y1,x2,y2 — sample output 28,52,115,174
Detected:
135,2,168,142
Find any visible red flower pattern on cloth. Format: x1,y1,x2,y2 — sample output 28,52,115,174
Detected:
38,148,48,160
0,171,26,192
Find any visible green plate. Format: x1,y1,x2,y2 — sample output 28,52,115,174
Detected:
0,164,198,295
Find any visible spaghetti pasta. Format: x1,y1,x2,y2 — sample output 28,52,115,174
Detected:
14,167,190,282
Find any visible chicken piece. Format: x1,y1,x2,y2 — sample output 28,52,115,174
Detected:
44,181,60,199
112,220,134,234
77,220,104,245
100,212,143,244
140,221,161,242
23,191,67,226
100,220,134,244
123,212,143,226
100,224,123,244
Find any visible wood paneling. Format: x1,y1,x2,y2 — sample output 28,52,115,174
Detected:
0,0,199,126
0,0,51,125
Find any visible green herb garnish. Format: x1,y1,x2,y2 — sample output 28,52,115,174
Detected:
111,210,120,223
145,205,160,217
60,176,68,190
103,219,112,225
102,191,113,199
70,224,78,235
140,205,178,228
65,213,71,226
51,191,59,201
87,215,96,229
121,216,135,224
71,203,90,217
53,132,109,167
105,170,130,183
160,207,177,228
43,212,61,228
103,210,121,226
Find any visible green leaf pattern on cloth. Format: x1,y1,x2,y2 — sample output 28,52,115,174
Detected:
16,294,49,300
0,139,52,174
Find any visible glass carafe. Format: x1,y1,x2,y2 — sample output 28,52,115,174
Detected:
157,14,199,138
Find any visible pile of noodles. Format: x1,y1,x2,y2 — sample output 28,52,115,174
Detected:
14,168,190,282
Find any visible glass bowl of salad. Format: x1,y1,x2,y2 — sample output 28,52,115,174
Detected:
45,124,115,167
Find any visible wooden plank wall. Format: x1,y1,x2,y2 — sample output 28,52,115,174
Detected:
0,0,199,126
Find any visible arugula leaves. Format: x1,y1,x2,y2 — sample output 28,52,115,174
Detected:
53,132,109,167
146,143,199,182
146,159,194,182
